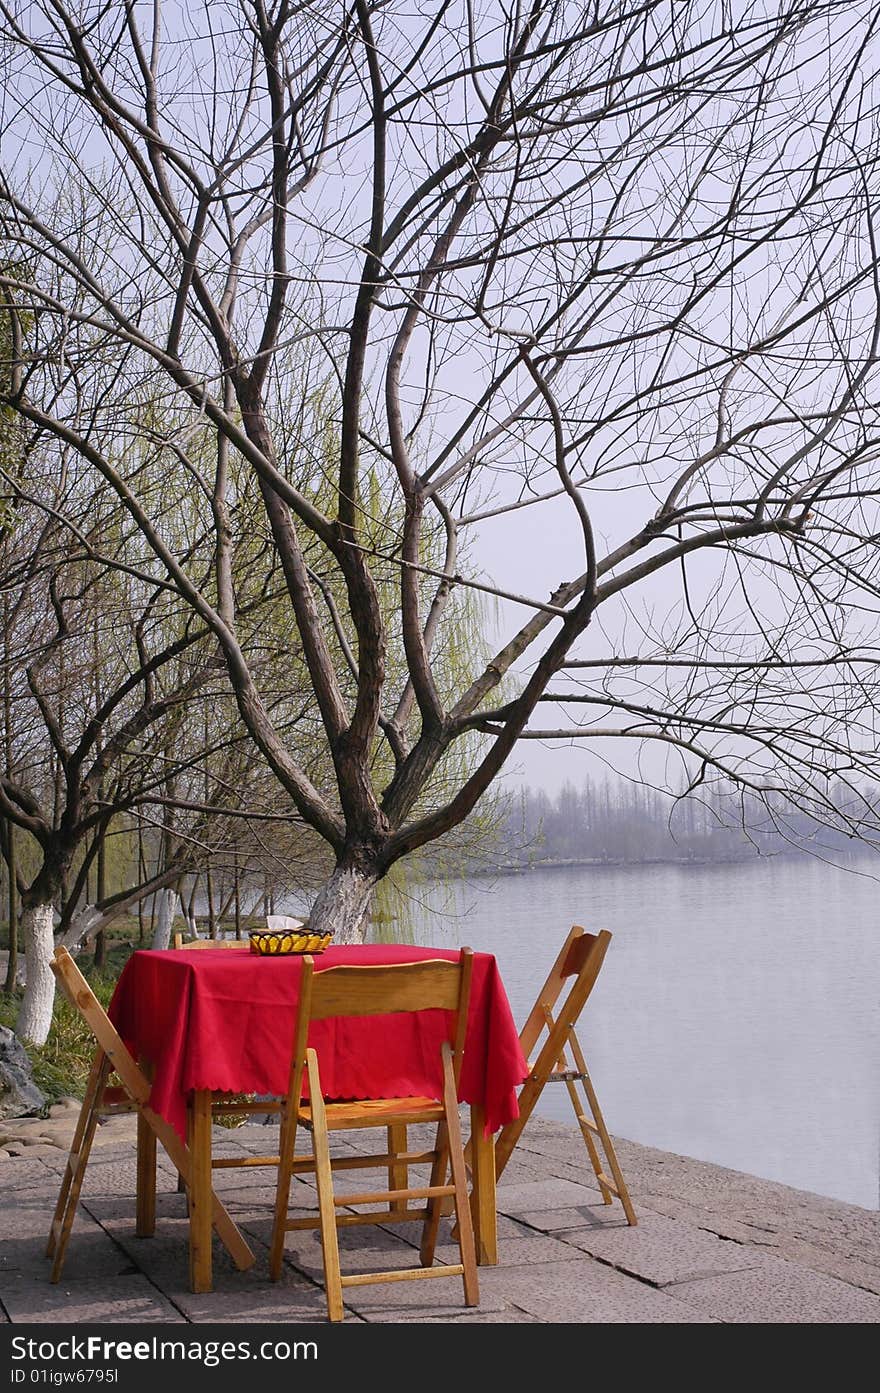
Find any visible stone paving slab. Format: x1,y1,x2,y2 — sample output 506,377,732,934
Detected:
640,1191,880,1296
0,1271,183,1324
336,1276,511,1323
84,1196,338,1323
0,1157,62,1188
557,1212,763,1285
0,1188,129,1286
666,1251,880,1323
83,1195,237,1290
79,1157,180,1199
478,1258,719,1323
1,1219,136,1282
496,1176,606,1215
510,1120,880,1284
173,1275,337,1326
251,1211,511,1318
415,1310,542,1323
502,1201,632,1234
591,1129,880,1253
408,1217,586,1270
1,1117,877,1324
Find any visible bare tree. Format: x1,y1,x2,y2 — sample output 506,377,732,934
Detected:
2,1,880,947
0,442,345,1038
0,469,227,1037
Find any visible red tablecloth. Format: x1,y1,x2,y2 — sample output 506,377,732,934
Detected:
108,944,528,1142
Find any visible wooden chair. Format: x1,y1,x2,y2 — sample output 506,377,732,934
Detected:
494,927,636,1225
46,946,255,1282
171,933,250,949
269,948,479,1322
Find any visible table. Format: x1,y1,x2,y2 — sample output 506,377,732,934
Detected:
109,943,529,1292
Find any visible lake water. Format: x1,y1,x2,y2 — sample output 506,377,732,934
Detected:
383,857,880,1210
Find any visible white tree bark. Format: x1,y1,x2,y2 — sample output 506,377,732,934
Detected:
308,866,376,944
15,902,57,1046
151,888,179,950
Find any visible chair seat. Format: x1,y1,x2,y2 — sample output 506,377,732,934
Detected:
300,1096,445,1129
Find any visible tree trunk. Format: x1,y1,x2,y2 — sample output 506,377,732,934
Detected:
205,864,216,938
137,824,146,942
151,888,179,950
309,864,377,944
93,825,107,969
4,823,17,993
15,902,56,1046
185,877,199,937
3,597,17,993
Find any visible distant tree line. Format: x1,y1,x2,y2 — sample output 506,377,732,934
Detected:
495,778,872,869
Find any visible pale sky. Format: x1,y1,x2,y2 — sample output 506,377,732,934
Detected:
475,492,671,797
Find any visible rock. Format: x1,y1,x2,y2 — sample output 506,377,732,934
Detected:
0,1025,46,1119
0,1115,54,1139
3,1141,57,1159
48,1098,81,1118
93,1114,136,1145
27,1127,72,1149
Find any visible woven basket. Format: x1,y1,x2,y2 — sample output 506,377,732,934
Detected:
248,927,332,955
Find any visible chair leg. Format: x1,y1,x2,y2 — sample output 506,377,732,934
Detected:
567,1030,637,1226
47,1050,111,1283
556,1035,615,1207
136,1111,157,1237
135,1057,157,1236
567,1071,615,1203
419,1119,449,1268
268,1099,299,1281
440,1049,479,1307
493,1068,545,1182
387,1123,408,1212
306,1050,344,1323
47,1047,107,1260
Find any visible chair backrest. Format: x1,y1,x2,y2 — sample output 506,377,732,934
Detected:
519,927,611,1064
172,934,250,949
288,948,474,1104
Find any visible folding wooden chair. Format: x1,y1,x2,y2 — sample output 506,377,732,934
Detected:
268,948,479,1322
46,946,256,1282
171,933,250,949
494,927,636,1225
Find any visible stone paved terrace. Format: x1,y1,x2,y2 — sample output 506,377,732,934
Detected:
1,1109,878,1325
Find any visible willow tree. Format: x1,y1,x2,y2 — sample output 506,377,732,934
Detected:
2,1,880,941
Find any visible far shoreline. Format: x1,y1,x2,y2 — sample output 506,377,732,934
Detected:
433,847,880,879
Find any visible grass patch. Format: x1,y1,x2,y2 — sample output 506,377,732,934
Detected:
0,973,116,1109
2,921,259,1124
0,919,143,1107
